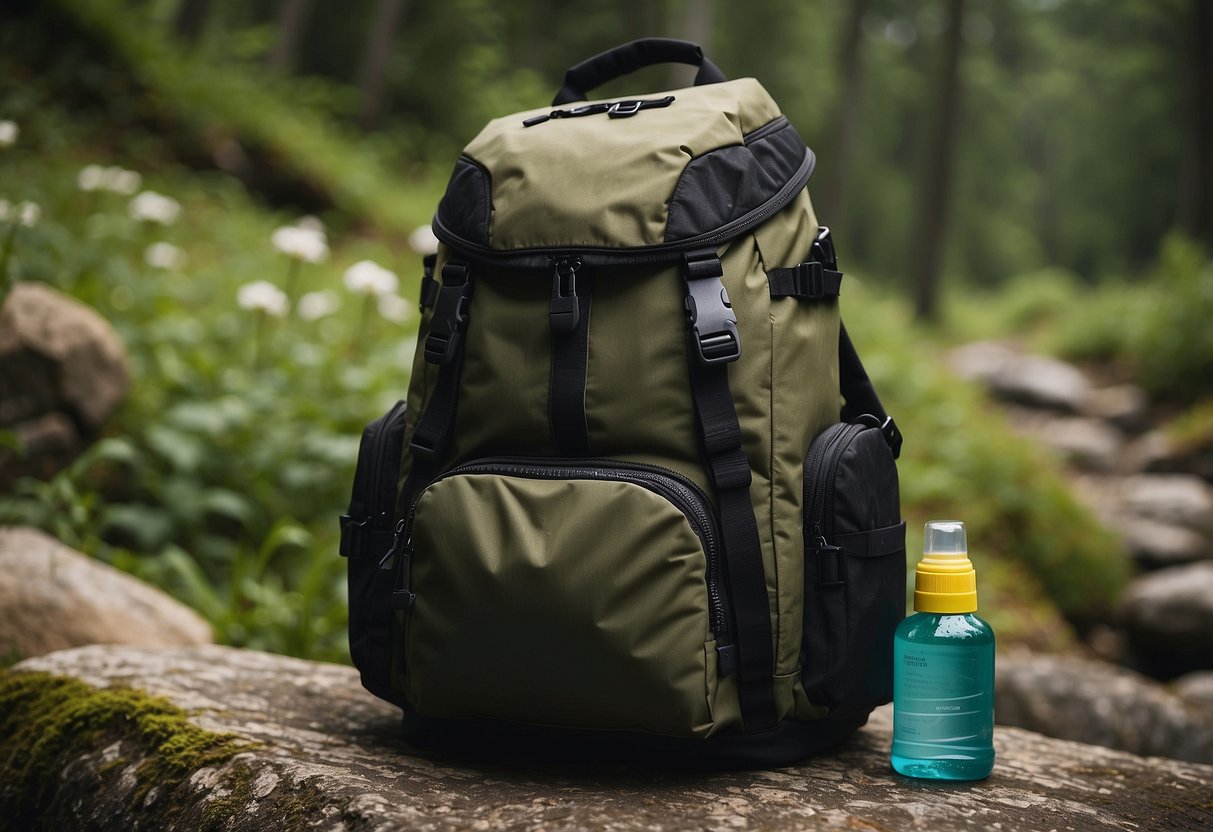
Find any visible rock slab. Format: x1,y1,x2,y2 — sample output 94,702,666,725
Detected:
0,281,130,484
0,527,212,660
4,644,1213,831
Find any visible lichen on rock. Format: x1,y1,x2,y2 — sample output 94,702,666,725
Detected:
0,670,252,829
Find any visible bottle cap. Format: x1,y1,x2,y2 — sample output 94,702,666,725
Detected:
914,520,978,613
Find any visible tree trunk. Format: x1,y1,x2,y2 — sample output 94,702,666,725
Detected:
821,0,869,224
357,0,410,131
172,0,213,47
910,0,966,322
1178,0,1213,250
673,0,715,90
266,0,316,75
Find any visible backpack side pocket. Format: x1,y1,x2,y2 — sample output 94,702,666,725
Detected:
339,400,408,706
801,417,906,717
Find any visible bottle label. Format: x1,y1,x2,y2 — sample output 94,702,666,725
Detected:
893,643,994,759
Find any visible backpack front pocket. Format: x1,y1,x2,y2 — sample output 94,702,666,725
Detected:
398,458,733,737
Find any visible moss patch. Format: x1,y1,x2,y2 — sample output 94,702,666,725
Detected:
0,670,253,828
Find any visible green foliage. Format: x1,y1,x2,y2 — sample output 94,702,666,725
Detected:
1044,235,1213,403
0,88,427,662
845,281,1132,621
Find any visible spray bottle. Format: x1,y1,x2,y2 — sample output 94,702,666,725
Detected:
891,520,995,780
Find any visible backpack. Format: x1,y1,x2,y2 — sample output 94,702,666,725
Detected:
340,38,906,767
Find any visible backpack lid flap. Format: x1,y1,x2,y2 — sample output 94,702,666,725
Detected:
432,78,814,262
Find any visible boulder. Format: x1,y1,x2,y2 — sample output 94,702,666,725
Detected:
947,341,1092,412
1176,672,1213,714
1069,475,1212,567
0,281,129,485
1001,408,1125,472
995,653,1213,763
0,527,212,661
3,644,1212,831
1121,561,1213,679
1120,474,1213,535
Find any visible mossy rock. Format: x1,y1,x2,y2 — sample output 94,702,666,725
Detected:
3,644,1212,831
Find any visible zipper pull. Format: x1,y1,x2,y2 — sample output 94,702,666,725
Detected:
812,522,828,550
549,256,582,335
378,518,407,570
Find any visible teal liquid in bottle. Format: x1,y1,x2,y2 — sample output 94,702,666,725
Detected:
891,521,995,781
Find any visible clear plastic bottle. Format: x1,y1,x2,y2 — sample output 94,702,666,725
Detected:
891,520,995,780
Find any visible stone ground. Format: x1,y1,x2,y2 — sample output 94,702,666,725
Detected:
4,644,1212,831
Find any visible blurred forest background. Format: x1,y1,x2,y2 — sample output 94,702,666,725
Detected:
1,0,1210,665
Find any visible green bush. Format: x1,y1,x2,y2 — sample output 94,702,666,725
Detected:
845,281,1131,622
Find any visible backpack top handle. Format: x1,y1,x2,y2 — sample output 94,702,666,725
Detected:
552,38,728,106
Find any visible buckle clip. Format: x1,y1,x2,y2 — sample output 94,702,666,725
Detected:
881,416,904,460
423,263,472,365
811,225,838,270
549,257,581,335
683,251,741,365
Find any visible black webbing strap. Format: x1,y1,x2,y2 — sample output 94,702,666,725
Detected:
401,262,473,508
682,248,778,732
800,226,903,459
839,323,902,459
766,261,843,300
549,261,592,455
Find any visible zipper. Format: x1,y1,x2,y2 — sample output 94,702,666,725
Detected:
396,456,733,652
804,423,865,548
432,148,815,271
364,400,409,524
742,115,790,146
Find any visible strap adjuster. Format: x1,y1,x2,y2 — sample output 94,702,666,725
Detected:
423,263,472,365
338,514,365,558
418,254,439,312
683,250,741,365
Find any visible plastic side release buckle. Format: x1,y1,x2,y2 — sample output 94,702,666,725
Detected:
881,416,904,460
423,263,472,365
549,257,581,335
810,225,838,270
683,251,741,365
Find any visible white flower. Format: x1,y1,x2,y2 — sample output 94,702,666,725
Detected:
408,224,439,255
129,191,182,225
295,215,325,233
144,241,185,270
237,280,288,317
270,225,329,263
0,121,18,148
79,165,142,194
343,260,398,296
377,293,412,323
78,164,107,192
17,201,40,227
297,290,340,321
106,167,142,195
2,200,41,226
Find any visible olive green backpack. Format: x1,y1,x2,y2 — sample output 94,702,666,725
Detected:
340,39,906,766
